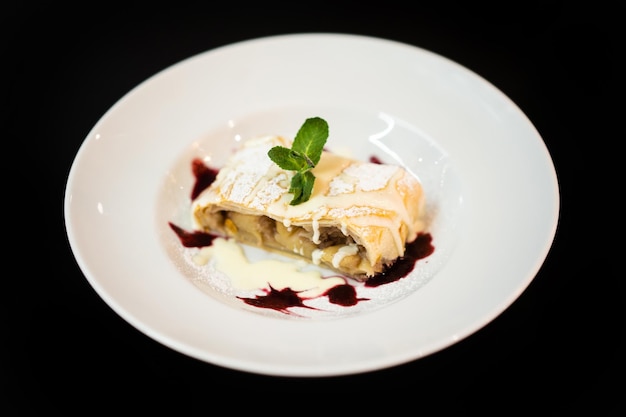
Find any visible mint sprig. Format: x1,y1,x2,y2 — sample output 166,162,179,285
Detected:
268,117,329,205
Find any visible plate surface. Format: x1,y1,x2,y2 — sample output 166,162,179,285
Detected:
64,33,559,376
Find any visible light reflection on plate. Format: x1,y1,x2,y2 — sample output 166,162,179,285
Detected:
64,33,559,376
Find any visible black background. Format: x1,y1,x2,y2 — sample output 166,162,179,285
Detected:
5,1,623,413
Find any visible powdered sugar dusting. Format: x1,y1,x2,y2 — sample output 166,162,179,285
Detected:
397,171,420,192
327,205,383,218
217,136,283,204
329,163,399,196
250,171,290,210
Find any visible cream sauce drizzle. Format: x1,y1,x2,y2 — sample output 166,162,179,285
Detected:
332,244,358,268
193,238,345,298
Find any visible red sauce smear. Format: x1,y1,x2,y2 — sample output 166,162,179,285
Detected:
364,233,434,287
168,222,216,247
238,286,316,314
190,158,218,200
238,282,368,314
325,283,368,306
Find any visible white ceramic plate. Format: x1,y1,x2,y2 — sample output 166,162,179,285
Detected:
64,33,559,377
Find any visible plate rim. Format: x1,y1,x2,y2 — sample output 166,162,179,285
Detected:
64,32,560,377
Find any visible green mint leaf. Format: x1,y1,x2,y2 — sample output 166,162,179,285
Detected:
292,117,329,166
288,172,304,203
268,146,309,171
289,171,315,206
267,116,329,205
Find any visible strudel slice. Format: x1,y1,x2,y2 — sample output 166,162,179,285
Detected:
191,135,426,280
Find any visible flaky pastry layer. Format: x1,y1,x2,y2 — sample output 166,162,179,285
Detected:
191,135,425,280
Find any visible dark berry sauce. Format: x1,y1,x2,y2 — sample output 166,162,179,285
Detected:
238,286,317,314
237,282,370,314
168,222,217,248
325,283,369,306
190,158,218,200
364,233,434,287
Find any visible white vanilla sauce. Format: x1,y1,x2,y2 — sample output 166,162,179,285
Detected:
193,238,345,298
332,244,358,268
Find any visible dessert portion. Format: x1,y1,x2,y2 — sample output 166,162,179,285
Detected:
191,134,426,280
